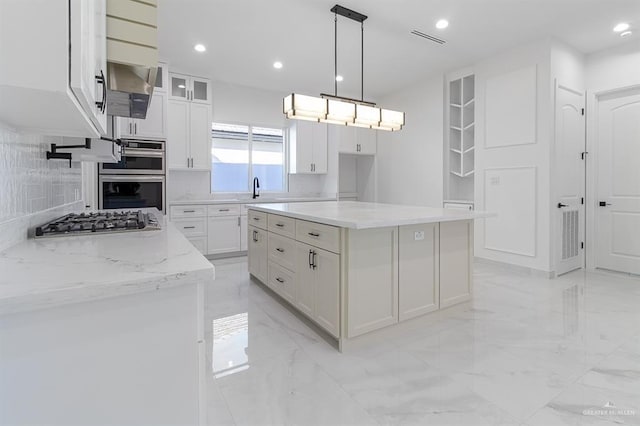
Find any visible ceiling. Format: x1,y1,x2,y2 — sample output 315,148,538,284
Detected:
158,0,640,99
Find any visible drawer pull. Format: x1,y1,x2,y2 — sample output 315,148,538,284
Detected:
253,217,260,221
276,247,284,253
275,277,284,283
183,226,196,229
308,232,320,237
183,210,195,213
219,208,229,212
276,223,285,227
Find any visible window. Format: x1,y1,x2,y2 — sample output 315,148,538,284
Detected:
211,123,285,192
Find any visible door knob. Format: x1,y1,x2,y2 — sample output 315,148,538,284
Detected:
557,203,568,208
599,201,612,207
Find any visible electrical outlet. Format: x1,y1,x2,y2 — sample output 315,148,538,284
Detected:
414,231,425,241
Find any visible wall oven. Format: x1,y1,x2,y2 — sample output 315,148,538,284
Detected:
98,139,166,212
99,140,164,175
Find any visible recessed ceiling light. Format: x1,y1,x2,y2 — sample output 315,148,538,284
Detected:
613,23,630,32
273,61,283,69
620,30,633,37
436,19,449,29
194,44,206,52
335,75,344,82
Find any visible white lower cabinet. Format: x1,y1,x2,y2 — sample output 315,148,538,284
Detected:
439,220,473,308
398,223,439,321
207,216,241,255
268,261,295,304
248,225,268,282
240,215,248,251
295,242,340,337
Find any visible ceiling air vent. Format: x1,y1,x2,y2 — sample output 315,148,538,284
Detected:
410,29,446,45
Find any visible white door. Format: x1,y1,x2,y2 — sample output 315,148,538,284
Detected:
167,100,190,169
555,84,585,275
208,216,241,255
357,128,377,154
240,215,248,251
189,103,212,170
595,88,640,275
313,247,340,337
248,226,267,282
295,242,315,318
311,123,328,173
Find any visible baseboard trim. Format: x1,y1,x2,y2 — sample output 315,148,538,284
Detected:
474,256,555,278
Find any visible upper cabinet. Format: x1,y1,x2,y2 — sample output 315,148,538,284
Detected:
0,0,108,137
118,62,168,140
337,126,377,155
288,121,328,174
169,74,211,105
167,72,212,171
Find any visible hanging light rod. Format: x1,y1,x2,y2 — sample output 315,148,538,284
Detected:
282,4,405,131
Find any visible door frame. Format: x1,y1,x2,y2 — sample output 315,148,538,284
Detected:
585,83,640,271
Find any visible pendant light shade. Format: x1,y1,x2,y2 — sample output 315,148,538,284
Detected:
282,4,405,132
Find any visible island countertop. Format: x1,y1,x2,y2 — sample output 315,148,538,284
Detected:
247,201,491,229
0,213,214,316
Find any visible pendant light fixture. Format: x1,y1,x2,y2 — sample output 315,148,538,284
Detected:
283,4,405,131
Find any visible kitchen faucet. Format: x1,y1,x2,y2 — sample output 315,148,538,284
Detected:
252,177,260,199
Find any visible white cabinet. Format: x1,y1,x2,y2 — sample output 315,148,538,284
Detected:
0,0,107,137
169,205,208,254
295,242,340,337
440,220,473,308
169,74,211,105
399,224,439,321
289,122,328,174
119,91,167,139
207,216,241,255
337,126,377,155
248,226,268,282
167,73,212,171
240,215,248,251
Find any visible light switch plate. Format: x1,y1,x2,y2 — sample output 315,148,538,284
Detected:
414,231,425,241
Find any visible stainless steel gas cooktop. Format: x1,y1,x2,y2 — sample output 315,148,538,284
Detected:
35,210,161,238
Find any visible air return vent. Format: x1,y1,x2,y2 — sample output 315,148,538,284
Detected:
410,30,446,44
562,210,579,260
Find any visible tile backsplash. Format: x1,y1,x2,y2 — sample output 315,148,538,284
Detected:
0,122,83,250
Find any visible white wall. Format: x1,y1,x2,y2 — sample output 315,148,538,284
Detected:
0,122,83,251
474,39,553,273
375,76,444,207
167,81,339,201
586,40,640,92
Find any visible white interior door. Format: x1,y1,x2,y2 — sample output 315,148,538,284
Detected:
555,84,585,275
595,87,640,275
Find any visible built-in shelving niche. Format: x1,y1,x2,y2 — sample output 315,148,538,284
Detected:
445,73,475,204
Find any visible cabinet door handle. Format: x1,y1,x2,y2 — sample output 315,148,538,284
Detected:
308,249,313,269
183,226,196,229
253,217,260,221
183,209,195,213
253,230,258,242
95,70,106,113
308,232,320,237
275,277,284,283
276,247,284,253
134,123,137,135
312,251,317,270
275,223,284,227
219,208,229,212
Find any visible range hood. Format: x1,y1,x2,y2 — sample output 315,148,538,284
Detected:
105,0,158,119
106,62,157,119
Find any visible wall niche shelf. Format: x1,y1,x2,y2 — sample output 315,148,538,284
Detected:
444,72,475,206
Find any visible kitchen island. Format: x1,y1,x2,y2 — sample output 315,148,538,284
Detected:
0,212,214,425
246,201,490,351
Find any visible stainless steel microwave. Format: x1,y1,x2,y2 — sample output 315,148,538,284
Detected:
99,139,164,175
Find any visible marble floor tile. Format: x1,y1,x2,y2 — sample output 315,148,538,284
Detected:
203,257,640,425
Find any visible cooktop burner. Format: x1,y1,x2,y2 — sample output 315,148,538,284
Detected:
35,210,161,237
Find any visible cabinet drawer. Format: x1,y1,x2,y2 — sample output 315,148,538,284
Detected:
248,210,267,230
268,261,295,304
268,214,296,238
170,205,207,218
172,217,207,236
208,204,241,216
296,220,340,253
187,236,207,254
268,232,296,272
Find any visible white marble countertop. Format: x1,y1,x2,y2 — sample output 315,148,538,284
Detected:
0,213,214,315
169,196,336,206
247,201,493,229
